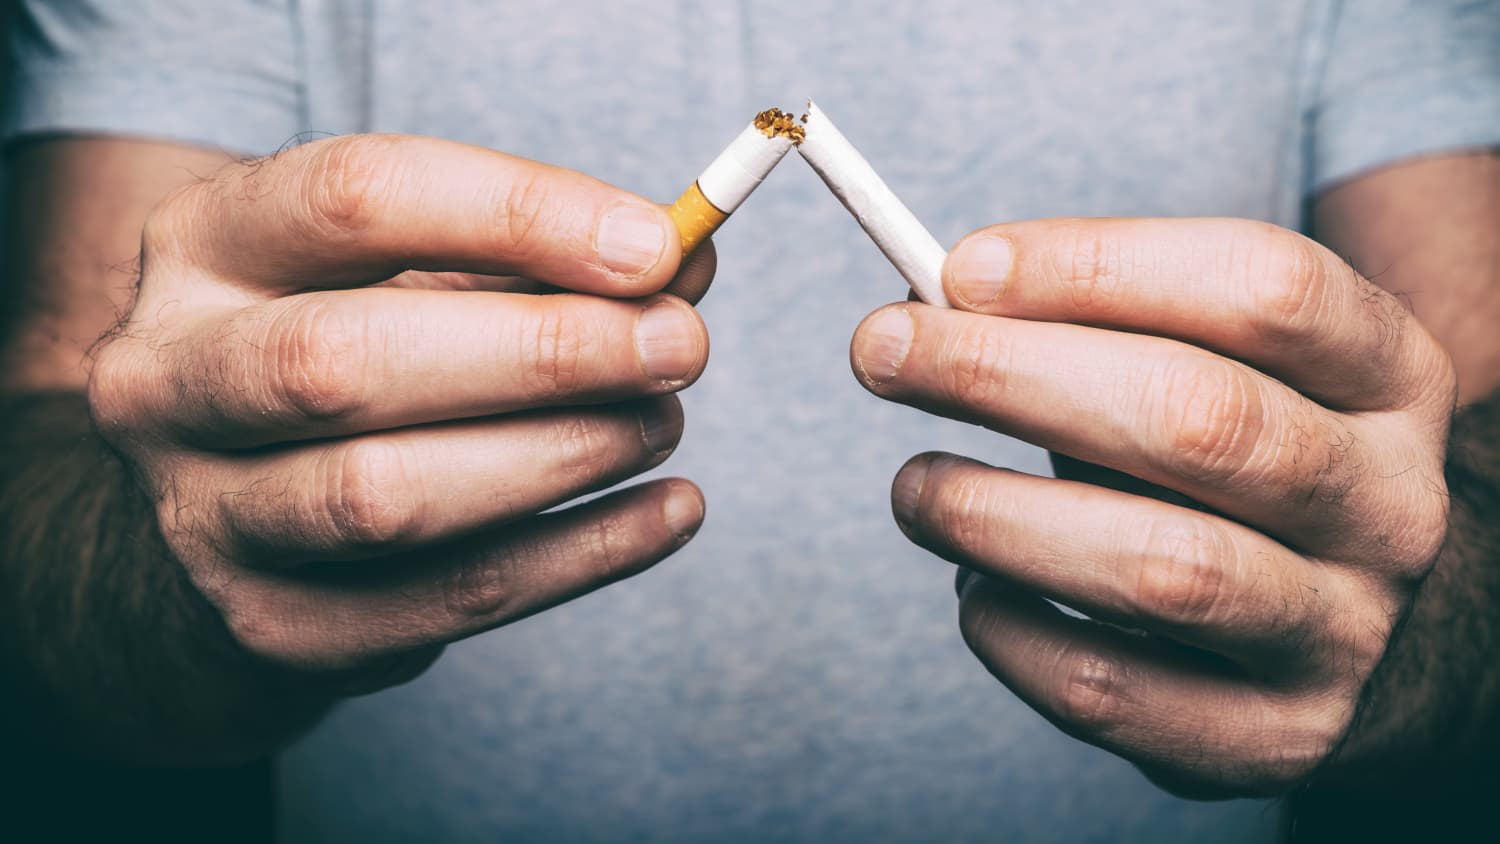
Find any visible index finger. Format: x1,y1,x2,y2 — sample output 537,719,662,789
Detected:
147,134,683,298
941,218,1450,413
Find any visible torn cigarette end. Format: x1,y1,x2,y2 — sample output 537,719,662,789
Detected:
753,107,806,144
796,100,951,307
667,107,797,256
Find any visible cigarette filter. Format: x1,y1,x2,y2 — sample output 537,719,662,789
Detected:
668,109,802,255
797,100,951,307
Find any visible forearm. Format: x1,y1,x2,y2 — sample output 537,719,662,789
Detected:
0,391,332,766
1339,392,1500,772
1289,390,1500,837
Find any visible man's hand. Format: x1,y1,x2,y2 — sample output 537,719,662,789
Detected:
849,217,1457,796
88,133,710,687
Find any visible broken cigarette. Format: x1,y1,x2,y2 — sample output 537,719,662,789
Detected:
667,108,803,256
797,100,951,307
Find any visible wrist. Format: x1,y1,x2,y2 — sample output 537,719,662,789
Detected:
1,391,335,764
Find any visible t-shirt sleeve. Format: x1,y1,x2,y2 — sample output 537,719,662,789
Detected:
3,0,303,155
1309,0,1500,193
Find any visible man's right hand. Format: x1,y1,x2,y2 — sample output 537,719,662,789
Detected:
87,134,710,690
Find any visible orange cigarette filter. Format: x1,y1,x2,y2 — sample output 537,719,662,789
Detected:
666,108,803,256
667,182,729,256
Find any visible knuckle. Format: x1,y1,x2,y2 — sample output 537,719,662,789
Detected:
321,440,421,550
497,173,555,255
553,414,621,480
1058,225,1129,312
932,465,996,556
139,183,202,260
1396,489,1451,577
442,555,514,620
524,305,588,395
223,604,290,662
302,136,400,238
86,339,150,438
1258,696,1355,788
267,300,367,422
220,592,325,669
1054,650,1128,732
1342,605,1399,676
584,508,639,580
153,492,221,570
1410,340,1459,415
1134,518,1231,628
1432,346,1459,407
1157,358,1265,483
1248,227,1332,340
941,321,1011,410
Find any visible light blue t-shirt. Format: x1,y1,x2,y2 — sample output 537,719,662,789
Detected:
8,1,1500,841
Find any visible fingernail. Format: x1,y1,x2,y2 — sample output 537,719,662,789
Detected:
949,236,1014,306
856,307,913,384
597,204,668,276
635,302,699,381
891,454,933,537
638,401,684,455
662,487,705,542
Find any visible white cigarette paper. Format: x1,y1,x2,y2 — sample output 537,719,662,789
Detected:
797,100,952,308
698,122,795,213
668,109,802,256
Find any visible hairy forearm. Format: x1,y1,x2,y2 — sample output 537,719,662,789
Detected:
1346,392,1500,768
0,392,332,766
1289,390,1500,835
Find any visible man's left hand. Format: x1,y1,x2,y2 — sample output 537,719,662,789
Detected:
849,217,1456,796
